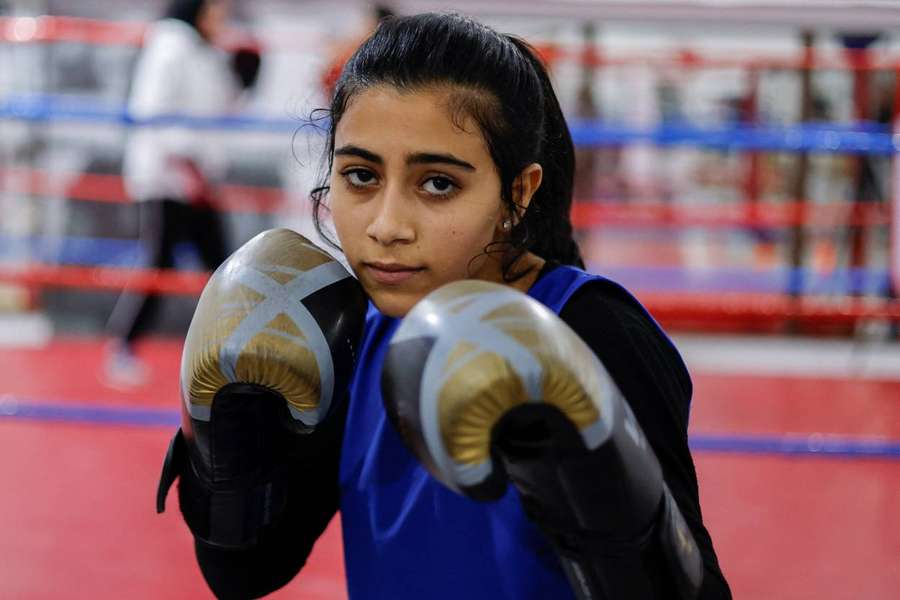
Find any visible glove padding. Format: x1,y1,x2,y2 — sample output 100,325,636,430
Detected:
157,228,367,550
382,280,703,599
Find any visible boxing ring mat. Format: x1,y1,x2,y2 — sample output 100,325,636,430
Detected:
0,334,898,599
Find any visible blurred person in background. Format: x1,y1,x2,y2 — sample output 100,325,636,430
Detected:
103,0,260,388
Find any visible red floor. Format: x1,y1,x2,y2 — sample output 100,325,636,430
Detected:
1,337,898,599
691,373,900,437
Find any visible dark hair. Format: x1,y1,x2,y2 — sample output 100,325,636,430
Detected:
310,13,584,278
164,0,207,30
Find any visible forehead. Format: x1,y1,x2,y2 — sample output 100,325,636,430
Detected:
334,85,490,161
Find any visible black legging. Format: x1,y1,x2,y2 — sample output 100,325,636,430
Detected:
107,198,227,344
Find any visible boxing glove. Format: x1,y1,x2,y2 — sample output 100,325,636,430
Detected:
231,45,261,90
382,280,703,600
156,228,367,552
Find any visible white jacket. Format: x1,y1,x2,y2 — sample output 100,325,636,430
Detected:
123,18,240,202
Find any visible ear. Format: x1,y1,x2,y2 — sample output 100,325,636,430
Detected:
510,163,543,222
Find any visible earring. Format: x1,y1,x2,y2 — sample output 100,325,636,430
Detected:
502,219,512,230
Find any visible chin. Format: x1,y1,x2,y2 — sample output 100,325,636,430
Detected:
368,290,416,319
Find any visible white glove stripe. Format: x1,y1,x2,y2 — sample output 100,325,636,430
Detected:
416,289,544,490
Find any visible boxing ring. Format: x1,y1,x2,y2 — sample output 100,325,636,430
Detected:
1,9,899,600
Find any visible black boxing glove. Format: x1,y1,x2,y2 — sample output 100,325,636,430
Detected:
156,228,366,597
231,45,261,90
382,280,703,600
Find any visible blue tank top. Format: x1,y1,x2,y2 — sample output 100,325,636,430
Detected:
338,266,646,599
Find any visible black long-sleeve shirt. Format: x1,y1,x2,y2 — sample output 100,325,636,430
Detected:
555,265,731,598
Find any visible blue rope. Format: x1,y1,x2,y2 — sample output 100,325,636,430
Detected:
689,433,900,459
2,396,898,459
594,264,892,295
0,93,317,132
2,93,897,153
0,233,202,269
0,397,180,428
567,119,897,154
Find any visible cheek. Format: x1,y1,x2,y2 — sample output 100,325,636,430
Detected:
329,197,347,233
431,219,494,272
449,224,487,246
327,192,359,251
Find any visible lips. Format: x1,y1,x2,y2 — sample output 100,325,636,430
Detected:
363,261,425,285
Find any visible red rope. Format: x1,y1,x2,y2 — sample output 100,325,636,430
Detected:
534,43,900,72
640,291,900,324
0,16,145,46
2,263,898,322
4,16,900,71
1,167,290,214
0,263,207,296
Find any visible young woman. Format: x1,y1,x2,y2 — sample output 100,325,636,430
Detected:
167,12,731,599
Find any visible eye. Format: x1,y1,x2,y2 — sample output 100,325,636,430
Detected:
422,176,457,197
343,168,378,188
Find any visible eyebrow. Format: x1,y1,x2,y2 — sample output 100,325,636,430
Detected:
408,152,476,171
334,145,476,171
334,145,382,164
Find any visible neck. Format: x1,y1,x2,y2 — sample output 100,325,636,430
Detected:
497,251,545,294
469,249,545,294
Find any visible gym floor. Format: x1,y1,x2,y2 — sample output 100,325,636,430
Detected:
1,334,898,599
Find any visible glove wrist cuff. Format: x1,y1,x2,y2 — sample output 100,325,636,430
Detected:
156,428,292,549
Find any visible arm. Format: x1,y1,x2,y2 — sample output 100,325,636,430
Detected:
156,229,368,599
381,280,719,599
558,281,732,599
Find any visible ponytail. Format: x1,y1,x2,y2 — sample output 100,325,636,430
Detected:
506,37,584,270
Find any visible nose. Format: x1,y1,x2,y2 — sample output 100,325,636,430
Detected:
366,185,415,246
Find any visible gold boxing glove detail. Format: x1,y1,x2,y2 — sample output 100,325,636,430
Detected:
181,228,358,428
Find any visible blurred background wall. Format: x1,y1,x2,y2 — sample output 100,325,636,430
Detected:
3,0,899,336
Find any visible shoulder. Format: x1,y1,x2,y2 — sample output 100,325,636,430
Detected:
551,269,693,427
562,276,658,335
537,263,664,337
